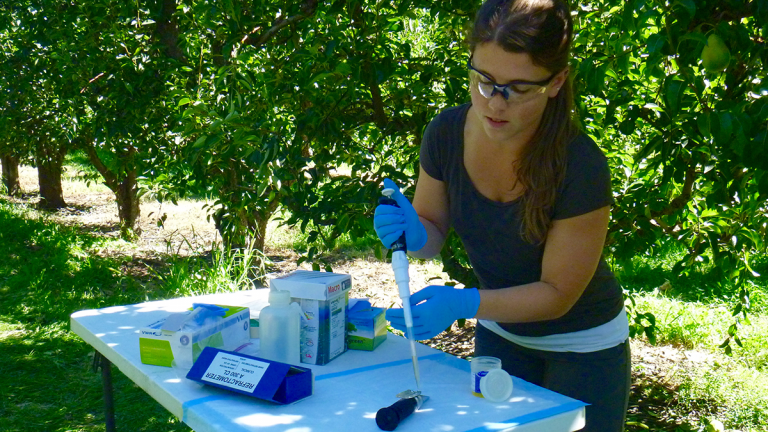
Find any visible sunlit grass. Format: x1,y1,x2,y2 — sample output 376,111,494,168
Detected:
149,241,266,296
0,199,202,431
626,255,768,431
267,211,380,259
677,358,768,432
633,294,732,349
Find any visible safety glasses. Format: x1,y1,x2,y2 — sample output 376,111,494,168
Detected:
467,54,558,104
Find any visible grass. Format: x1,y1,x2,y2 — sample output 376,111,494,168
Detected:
60,152,113,195
268,211,380,256
2,174,768,431
628,293,768,431
614,241,768,432
0,200,195,431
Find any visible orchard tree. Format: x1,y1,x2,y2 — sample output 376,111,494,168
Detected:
0,10,23,197
161,0,476,256
0,0,190,236
571,0,767,349
70,0,183,238
2,0,480,255
0,1,70,208
0,69,24,196
1,4,27,198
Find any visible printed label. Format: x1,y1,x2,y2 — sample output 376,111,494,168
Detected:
474,370,489,394
329,294,345,357
299,299,320,363
328,283,342,294
201,352,269,392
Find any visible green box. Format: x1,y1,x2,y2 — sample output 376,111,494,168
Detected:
139,305,250,367
347,299,387,351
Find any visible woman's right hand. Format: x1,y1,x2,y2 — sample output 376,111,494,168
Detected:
373,178,427,251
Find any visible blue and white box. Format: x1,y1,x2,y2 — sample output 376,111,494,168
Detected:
187,347,313,404
270,270,352,365
139,305,250,367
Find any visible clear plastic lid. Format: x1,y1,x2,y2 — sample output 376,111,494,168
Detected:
268,289,291,306
479,369,513,402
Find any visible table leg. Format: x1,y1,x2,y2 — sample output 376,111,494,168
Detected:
92,351,116,432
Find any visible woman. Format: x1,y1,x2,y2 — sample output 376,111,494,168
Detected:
373,0,631,430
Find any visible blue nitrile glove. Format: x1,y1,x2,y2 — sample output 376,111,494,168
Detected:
385,285,481,340
190,303,228,325
373,178,427,251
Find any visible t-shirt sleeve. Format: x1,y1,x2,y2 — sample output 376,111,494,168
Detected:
552,135,614,220
419,114,445,181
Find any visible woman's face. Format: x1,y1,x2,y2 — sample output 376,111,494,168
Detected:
469,42,566,146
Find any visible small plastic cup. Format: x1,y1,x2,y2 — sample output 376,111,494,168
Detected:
479,369,513,402
470,356,513,402
470,356,502,397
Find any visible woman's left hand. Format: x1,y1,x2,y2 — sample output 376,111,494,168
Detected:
385,285,480,340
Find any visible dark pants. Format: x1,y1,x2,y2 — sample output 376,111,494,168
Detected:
475,324,631,432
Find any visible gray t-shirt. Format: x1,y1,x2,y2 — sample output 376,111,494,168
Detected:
420,103,624,337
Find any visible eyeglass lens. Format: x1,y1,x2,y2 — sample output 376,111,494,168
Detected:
469,69,548,103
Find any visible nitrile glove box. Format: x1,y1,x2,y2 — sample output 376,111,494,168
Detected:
138,305,250,367
347,299,387,351
187,347,313,404
269,270,352,365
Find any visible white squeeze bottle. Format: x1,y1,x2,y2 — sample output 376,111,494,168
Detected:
259,290,302,365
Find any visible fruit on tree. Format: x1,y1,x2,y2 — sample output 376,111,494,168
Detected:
701,34,730,72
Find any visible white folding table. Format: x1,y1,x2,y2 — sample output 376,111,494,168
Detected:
70,289,586,432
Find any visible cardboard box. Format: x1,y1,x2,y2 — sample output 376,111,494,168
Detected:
139,305,250,367
269,270,352,365
187,347,313,404
347,299,387,351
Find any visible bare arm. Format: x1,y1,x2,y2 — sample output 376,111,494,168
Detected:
408,166,450,260
475,205,611,323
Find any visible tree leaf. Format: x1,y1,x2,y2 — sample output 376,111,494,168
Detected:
664,77,685,116
673,0,696,19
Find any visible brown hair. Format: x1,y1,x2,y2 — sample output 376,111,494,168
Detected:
469,0,580,244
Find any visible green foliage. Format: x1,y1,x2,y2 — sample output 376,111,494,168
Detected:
573,0,767,349
157,2,476,252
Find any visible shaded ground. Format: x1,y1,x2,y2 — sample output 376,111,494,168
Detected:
7,170,718,431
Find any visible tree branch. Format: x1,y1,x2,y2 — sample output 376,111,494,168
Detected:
84,145,119,192
364,60,388,128
155,0,184,61
242,0,319,49
652,163,697,218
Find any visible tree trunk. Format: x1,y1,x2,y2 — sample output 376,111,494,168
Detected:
116,167,141,239
213,201,276,286
35,140,67,210
84,144,141,239
213,203,275,254
213,163,280,275
1,154,22,197
155,0,184,61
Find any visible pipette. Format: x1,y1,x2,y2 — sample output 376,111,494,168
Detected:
380,188,421,392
